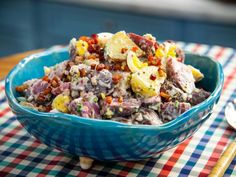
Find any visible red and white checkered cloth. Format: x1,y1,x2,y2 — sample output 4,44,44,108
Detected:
0,42,235,176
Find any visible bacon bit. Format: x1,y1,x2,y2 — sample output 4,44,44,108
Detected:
123,65,130,72
80,35,98,46
45,105,52,112
113,63,121,71
152,57,161,66
150,74,157,81
121,48,128,54
158,68,166,77
51,80,58,88
94,46,100,53
118,96,123,103
51,76,59,87
88,39,95,45
79,36,90,42
131,46,138,52
96,63,106,71
148,55,161,66
53,76,59,82
156,58,162,66
98,48,105,61
88,45,95,53
43,87,52,95
91,64,97,70
89,38,100,46
148,55,154,62
160,91,170,100
112,74,122,84
88,54,97,60
104,65,110,70
91,34,98,44
105,96,113,104
42,76,50,82
99,55,105,62
154,43,159,50
79,68,87,77
37,94,46,103
16,84,29,92
91,34,98,39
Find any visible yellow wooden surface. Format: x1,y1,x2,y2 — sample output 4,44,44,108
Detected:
0,49,43,79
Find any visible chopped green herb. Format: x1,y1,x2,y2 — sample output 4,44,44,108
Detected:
77,103,83,113
93,97,98,103
175,101,179,108
101,93,106,99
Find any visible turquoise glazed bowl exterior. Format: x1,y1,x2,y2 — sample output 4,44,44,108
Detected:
5,47,224,161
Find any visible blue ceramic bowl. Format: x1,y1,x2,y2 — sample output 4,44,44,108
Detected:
5,47,224,161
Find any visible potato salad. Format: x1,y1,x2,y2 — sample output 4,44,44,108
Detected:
16,31,210,125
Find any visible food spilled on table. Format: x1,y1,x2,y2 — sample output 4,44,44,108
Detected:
16,31,211,125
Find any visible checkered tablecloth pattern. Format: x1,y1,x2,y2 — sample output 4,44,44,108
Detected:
0,43,236,177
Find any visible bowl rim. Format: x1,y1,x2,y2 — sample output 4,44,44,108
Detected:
5,47,224,130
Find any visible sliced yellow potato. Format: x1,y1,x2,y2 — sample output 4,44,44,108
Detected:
127,51,148,72
156,42,178,71
155,46,165,58
165,42,177,58
52,94,70,113
188,65,204,82
131,66,166,97
76,40,88,56
104,31,144,62
155,42,177,59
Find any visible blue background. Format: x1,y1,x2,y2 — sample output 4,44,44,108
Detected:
0,0,236,57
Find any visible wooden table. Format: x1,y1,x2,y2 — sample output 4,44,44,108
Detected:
0,49,43,80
